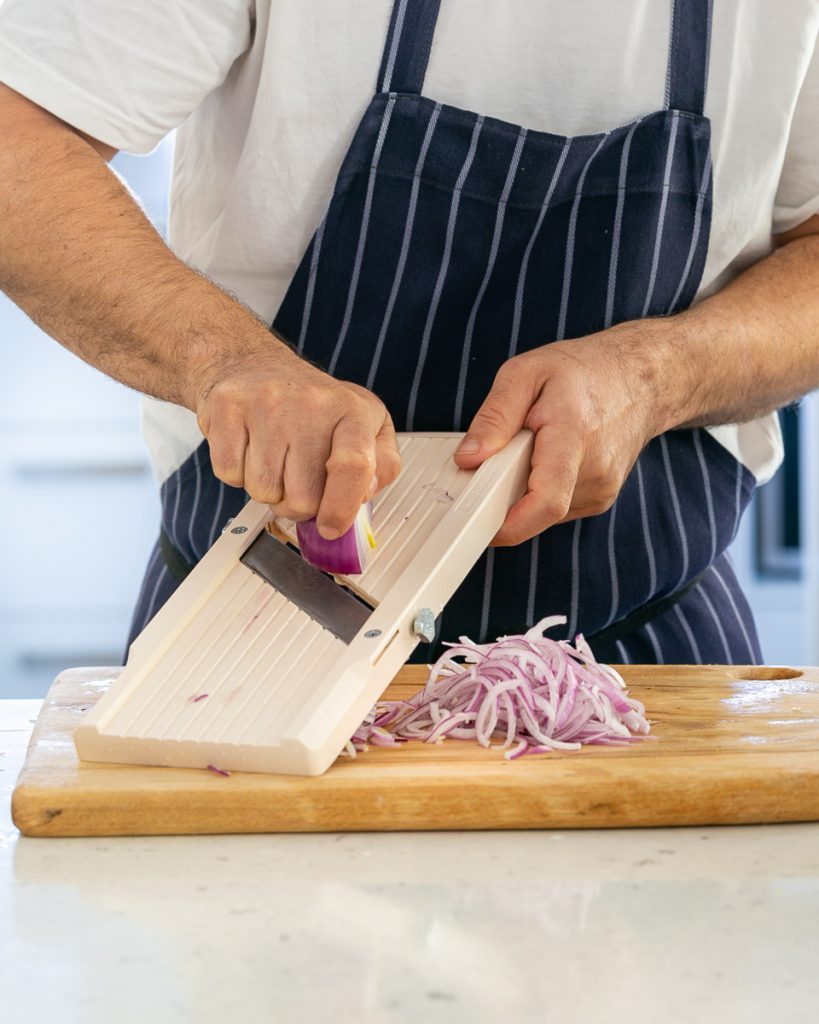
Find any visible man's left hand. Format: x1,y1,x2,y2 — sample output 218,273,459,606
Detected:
453,322,669,546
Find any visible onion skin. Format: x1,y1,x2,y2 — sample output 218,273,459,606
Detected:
296,503,375,575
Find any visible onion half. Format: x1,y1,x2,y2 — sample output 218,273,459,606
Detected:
296,502,376,575
346,616,650,759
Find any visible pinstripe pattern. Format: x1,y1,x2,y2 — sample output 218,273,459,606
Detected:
455,126,527,429
130,0,759,669
668,152,712,313
143,550,168,623
644,622,664,663
604,500,620,627
367,102,442,390
170,467,182,549
297,213,327,354
693,429,717,564
567,519,582,640
478,548,495,643
615,640,630,664
664,0,679,108
696,581,733,662
509,139,571,358
144,565,170,623
673,603,702,661
187,444,202,556
406,115,484,429
660,434,690,591
557,134,610,342
328,94,397,375
712,563,756,661
604,119,641,329
641,111,680,317
636,460,657,595
604,555,760,666
207,479,226,549
525,535,539,628
379,0,409,92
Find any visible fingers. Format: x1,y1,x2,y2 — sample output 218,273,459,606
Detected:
454,358,536,469
197,358,401,534
493,424,584,546
317,416,378,539
206,408,249,489
374,414,402,491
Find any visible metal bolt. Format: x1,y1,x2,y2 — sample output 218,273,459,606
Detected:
231,526,248,535
364,629,382,639
412,608,436,644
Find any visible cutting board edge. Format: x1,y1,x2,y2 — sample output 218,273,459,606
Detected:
13,664,819,836
14,751,819,837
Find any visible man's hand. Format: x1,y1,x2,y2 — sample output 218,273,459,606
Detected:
454,212,819,548
195,345,401,539
453,323,668,546
0,84,401,539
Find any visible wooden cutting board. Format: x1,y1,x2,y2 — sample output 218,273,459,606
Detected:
11,663,819,836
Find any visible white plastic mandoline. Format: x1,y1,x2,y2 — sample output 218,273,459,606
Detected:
74,431,534,776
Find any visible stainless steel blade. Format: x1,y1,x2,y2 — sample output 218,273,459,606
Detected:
239,530,371,644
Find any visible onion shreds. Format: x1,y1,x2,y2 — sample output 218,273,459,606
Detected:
348,616,650,759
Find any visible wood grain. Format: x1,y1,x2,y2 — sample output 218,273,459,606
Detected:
12,664,819,836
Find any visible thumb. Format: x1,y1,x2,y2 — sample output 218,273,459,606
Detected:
454,369,531,468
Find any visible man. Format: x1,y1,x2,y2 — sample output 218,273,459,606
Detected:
0,0,817,664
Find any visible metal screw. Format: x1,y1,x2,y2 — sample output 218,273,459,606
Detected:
231,526,248,535
364,629,382,639
412,608,436,644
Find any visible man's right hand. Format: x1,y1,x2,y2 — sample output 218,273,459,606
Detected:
193,344,401,540
0,85,401,539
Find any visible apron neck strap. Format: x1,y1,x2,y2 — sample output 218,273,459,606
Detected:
377,0,713,112
377,0,442,94
665,0,713,114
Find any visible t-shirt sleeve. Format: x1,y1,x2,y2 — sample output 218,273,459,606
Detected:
772,23,819,235
0,0,253,154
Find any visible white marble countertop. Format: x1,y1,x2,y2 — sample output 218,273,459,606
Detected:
2,698,819,1024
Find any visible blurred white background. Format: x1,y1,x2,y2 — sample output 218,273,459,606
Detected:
0,141,814,697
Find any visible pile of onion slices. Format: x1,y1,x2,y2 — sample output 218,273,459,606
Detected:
347,615,650,759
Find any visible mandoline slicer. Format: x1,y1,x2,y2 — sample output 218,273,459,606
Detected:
74,431,533,776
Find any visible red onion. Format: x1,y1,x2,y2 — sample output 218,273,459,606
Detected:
346,616,649,759
296,502,376,575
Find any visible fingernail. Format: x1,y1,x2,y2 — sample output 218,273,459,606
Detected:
455,437,481,456
319,525,340,540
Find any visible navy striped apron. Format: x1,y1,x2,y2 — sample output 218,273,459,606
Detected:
130,0,762,666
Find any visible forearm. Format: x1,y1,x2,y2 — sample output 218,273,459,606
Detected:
0,86,401,534
0,87,294,408
647,228,819,434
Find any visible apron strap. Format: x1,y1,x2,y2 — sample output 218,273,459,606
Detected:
377,0,442,94
586,568,708,650
665,0,713,115
378,0,713,110
159,527,196,582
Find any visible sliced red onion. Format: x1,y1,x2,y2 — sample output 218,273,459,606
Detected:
346,616,650,758
296,502,375,575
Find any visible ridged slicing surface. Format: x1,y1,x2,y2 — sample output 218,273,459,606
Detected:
101,561,344,746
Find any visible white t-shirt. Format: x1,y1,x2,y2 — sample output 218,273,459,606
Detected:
1,0,817,485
